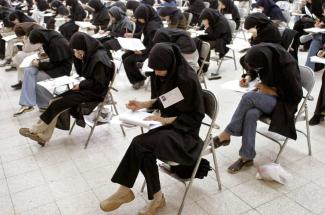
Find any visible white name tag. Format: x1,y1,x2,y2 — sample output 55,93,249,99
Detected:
159,87,184,108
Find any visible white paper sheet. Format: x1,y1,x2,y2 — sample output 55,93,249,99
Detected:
310,56,325,64
2,34,17,42
75,21,96,29
304,27,325,34
221,79,258,93
19,53,38,68
117,37,146,51
159,87,184,108
91,31,109,38
37,75,81,95
117,110,162,129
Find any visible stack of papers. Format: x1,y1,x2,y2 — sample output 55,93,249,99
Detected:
221,79,258,93
75,21,96,29
2,34,17,42
116,110,162,129
92,31,109,38
188,29,207,38
117,37,146,51
310,56,325,64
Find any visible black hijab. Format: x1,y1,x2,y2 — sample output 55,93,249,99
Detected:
51,0,69,16
245,43,302,139
126,0,140,13
219,0,240,28
35,0,50,11
141,0,155,6
244,13,281,45
9,10,34,22
88,0,110,26
134,4,162,34
255,0,285,21
108,5,125,22
199,8,222,30
66,0,86,21
148,43,204,134
153,28,197,53
158,6,182,24
29,29,71,62
69,32,112,80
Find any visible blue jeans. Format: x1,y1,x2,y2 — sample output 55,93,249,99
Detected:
305,34,323,70
19,67,53,108
225,91,277,160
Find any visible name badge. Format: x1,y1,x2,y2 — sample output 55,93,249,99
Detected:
159,87,184,108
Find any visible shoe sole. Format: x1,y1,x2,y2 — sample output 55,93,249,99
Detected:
19,129,46,146
13,107,34,116
100,193,135,212
227,161,254,174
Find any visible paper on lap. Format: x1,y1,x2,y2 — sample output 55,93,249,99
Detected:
75,21,96,29
117,37,146,51
37,75,81,95
310,56,325,64
2,34,17,42
221,79,258,93
115,110,162,129
304,27,325,34
19,53,39,68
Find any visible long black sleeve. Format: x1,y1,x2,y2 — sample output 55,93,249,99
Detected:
79,62,109,92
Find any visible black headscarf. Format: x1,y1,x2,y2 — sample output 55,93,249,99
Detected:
0,0,9,7
126,0,140,13
66,0,86,21
199,8,222,30
134,4,162,34
51,0,69,16
29,29,71,62
9,10,34,22
69,32,113,88
244,13,281,45
187,0,205,16
153,28,197,53
35,0,50,11
255,0,285,21
141,0,155,6
88,0,110,26
245,43,302,139
158,6,183,25
148,43,204,135
219,0,240,29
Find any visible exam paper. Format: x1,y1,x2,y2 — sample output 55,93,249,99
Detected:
19,53,38,68
221,79,258,93
117,37,146,51
117,111,162,129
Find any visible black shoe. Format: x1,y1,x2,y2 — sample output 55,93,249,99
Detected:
208,73,222,80
309,114,324,126
213,136,230,148
5,66,16,72
11,81,22,89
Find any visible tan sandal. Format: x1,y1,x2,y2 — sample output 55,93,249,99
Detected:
139,194,166,215
19,128,46,146
100,190,135,212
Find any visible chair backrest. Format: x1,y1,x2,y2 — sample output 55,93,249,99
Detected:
203,1,210,8
202,89,218,124
299,65,315,93
197,41,210,76
227,19,237,36
183,12,193,28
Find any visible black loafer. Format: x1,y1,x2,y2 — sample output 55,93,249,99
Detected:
213,136,230,148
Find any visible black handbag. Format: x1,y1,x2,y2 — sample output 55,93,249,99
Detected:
169,158,212,179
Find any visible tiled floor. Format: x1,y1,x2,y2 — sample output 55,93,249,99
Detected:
0,42,325,215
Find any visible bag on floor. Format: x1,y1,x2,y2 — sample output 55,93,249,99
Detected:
256,163,292,184
170,158,212,179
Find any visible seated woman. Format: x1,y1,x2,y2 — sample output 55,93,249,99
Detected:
310,47,325,125
218,0,241,30
32,0,50,23
87,0,110,33
213,43,303,173
253,0,286,23
153,28,199,72
101,6,134,59
99,42,204,215
186,0,205,26
158,0,177,8
50,0,69,17
19,32,114,146
11,22,43,89
197,8,232,72
14,29,72,116
58,0,86,40
158,6,187,30
122,4,162,89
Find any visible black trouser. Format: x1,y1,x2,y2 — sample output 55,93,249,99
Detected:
122,51,147,85
111,134,160,200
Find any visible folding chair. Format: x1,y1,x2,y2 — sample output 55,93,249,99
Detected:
197,41,210,89
257,65,315,163
141,89,222,215
211,19,238,76
114,21,137,73
183,12,193,29
69,63,126,149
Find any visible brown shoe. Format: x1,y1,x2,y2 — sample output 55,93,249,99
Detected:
19,128,46,146
139,194,166,215
100,190,135,212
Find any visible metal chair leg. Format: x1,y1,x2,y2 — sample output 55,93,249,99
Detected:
210,141,222,190
112,100,126,137
140,180,146,192
274,138,289,163
69,120,76,135
305,104,312,156
232,50,237,70
84,125,96,149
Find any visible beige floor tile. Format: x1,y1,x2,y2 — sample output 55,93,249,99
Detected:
0,195,15,215
41,160,80,182
287,183,325,214
17,202,61,215
0,178,9,197
11,184,54,214
3,156,39,178
7,170,45,194
256,196,313,215
0,146,33,163
230,180,282,208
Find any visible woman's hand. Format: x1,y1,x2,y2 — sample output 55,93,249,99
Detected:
72,84,80,91
31,59,39,67
317,50,325,58
126,100,144,111
124,32,133,38
144,115,164,123
256,83,277,96
133,50,142,55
